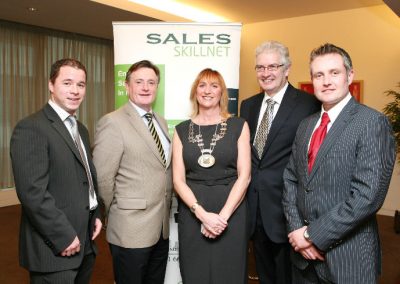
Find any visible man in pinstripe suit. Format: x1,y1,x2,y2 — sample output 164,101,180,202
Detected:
10,59,102,283
282,43,396,283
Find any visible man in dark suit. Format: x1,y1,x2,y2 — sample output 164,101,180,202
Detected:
283,43,396,283
10,58,102,283
240,41,320,284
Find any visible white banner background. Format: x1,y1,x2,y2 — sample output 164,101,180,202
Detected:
113,22,242,284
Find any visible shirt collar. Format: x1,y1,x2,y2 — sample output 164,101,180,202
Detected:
129,100,152,117
263,82,288,105
48,99,74,122
322,92,352,124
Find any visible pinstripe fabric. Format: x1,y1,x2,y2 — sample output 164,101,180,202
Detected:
10,104,100,273
283,98,396,284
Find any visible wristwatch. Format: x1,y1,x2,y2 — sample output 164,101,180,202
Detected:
303,229,311,241
190,201,199,213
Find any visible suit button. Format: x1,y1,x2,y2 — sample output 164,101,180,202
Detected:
305,188,310,193
304,219,309,225
83,181,88,185
86,206,90,210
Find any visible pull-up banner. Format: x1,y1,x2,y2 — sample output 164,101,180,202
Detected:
113,22,242,284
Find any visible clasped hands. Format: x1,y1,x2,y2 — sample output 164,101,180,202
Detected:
200,211,228,239
288,226,324,261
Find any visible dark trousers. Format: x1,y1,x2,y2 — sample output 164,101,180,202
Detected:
30,253,96,284
30,211,96,284
109,235,169,284
292,263,331,284
253,213,292,284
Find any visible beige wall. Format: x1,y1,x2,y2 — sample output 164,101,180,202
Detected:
239,4,400,216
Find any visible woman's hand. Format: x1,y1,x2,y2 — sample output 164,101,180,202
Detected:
197,208,227,236
201,224,218,239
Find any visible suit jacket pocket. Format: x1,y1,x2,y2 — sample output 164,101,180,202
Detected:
116,198,147,210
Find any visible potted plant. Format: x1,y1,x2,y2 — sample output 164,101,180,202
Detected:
383,82,400,157
383,82,400,234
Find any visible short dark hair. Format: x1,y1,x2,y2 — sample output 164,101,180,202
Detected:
310,43,353,74
49,58,87,84
125,60,160,83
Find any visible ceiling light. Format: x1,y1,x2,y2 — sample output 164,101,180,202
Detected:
27,7,38,12
128,0,229,22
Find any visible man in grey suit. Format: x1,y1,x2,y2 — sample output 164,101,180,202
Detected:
93,60,172,284
10,58,102,283
240,41,320,284
283,43,396,283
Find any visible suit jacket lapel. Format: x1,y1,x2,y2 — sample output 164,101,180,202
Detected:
123,103,167,167
262,84,298,156
153,112,172,167
302,113,320,181
246,93,264,158
248,93,264,144
78,122,97,181
43,104,84,166
308,98,358,181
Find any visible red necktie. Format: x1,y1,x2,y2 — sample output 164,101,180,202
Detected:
308,112,330,173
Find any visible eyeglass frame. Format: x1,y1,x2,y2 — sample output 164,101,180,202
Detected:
255,64,285,72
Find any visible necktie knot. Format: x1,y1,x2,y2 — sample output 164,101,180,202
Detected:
144,112,153,122
67,116,79,137
67,115,77,127
320,112,330,126
265,98,275,107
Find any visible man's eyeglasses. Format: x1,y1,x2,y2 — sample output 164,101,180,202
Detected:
255,64,285,72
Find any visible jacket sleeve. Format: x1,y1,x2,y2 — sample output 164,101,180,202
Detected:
10,120,76,254
308,114,396,251
92,114,124,216
282,123,308,233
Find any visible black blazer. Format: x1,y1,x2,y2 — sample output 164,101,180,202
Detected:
240,84,320,243
10,103,100,272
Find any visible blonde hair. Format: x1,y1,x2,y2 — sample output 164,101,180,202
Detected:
189,68,231,119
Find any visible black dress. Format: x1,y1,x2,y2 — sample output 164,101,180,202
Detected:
175,117,248,284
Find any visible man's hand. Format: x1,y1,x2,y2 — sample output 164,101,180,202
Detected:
298,245,324,261
288,226,310,251
288,226,324,261
61,236,80,257
92,218,102,240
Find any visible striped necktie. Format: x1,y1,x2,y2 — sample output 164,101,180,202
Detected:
144,113,166,166
254,98,275,159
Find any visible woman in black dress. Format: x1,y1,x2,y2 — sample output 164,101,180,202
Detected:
172,68,251,284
